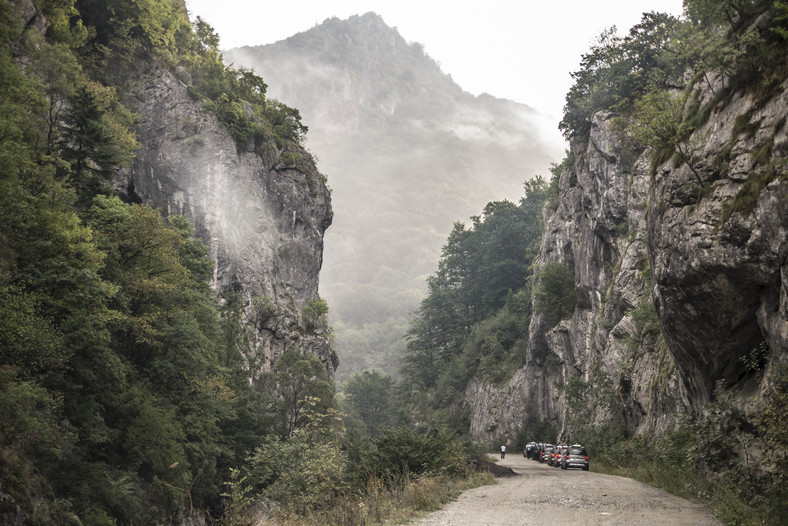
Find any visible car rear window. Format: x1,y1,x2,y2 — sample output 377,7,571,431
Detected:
568,448,586,455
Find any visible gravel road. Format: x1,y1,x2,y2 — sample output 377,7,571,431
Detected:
408,455,721,525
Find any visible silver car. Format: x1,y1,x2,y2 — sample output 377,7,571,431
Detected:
561,444,589,470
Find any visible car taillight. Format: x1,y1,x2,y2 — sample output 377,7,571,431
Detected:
585,456,589,460
565,454,569,459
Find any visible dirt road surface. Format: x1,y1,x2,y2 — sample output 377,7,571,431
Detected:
408,455,721,525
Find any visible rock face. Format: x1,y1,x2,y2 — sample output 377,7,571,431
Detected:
115,63,335,372
649,79,788,408
466,77,787,444
224,13,561,381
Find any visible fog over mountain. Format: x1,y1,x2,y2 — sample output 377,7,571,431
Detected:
224,12,563,382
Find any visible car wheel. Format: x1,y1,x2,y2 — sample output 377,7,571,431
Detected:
582,466,589,471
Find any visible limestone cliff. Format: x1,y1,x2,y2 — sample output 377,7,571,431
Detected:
466,77,787,444
115,63,335,373
224,13,560,382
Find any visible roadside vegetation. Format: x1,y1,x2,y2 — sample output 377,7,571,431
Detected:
2,0,787,524
0,1,495,523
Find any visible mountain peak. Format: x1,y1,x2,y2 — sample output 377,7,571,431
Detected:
225,13,463,118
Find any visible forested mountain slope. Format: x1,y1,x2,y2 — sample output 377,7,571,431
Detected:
1,0,335,522
224,13,562,382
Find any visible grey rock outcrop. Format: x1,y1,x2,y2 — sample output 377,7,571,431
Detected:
224,13,561,382
115,63,335,373
465,77,787,445
648,79,788,409
9,0,48,34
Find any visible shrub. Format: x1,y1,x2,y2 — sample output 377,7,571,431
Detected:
247,401,347,513
364,427,470,481
302,298,329,333
534,262,576,327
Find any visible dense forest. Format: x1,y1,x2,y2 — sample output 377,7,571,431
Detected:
0,0,341,522
2,0,787,524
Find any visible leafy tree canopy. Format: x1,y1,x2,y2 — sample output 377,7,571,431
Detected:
400,176,552,425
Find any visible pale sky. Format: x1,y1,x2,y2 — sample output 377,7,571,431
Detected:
184,0,685,148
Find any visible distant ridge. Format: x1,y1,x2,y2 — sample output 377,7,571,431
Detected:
224,13,562,381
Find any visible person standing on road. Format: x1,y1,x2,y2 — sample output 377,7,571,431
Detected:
501,445,506,459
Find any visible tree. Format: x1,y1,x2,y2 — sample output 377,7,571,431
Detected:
58,83,137,202
220,290,251,369
247,399,346,513
560,13,683,142
302,297,329,332
401,178,550,417
630,90,708,186
533,262,576,327
258,349,335,437
343,370,395,437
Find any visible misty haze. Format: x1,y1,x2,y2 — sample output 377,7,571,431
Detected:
223,13,563,382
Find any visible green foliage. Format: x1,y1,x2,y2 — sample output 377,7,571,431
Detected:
454,290,530,386
560,12,684,142
0,2,335,522
218,468,254,526
363,427,471,481
629,90,707,181
248,399,346,513
257,350,336,438
219,289,252,369
182,18,307,151
586,367,788,526
0,285,64,375
72,0,308,152
623,294,662,346
75,0,193,75
58,81,138,203
401,178,549,417
0,367,75,522
343,370,396,437
251,295,277,325
562,0,787,154
684,0,775,31
0,41,241,513
302,297,329,332
533,262,576,327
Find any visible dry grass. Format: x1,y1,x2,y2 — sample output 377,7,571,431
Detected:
268,471,496,526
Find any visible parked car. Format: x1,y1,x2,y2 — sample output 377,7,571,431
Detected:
554,446,567,467
524,442,536,459
543,445,554,465
561,444,589,471
539,444,553,463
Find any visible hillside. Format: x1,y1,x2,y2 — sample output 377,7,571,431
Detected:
400,2,788,522
0,0,335,521
223,13,562,381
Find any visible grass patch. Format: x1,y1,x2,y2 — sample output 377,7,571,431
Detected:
591,457,779,526
587,427,787,526
719,167,777,226
272,471,497,526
